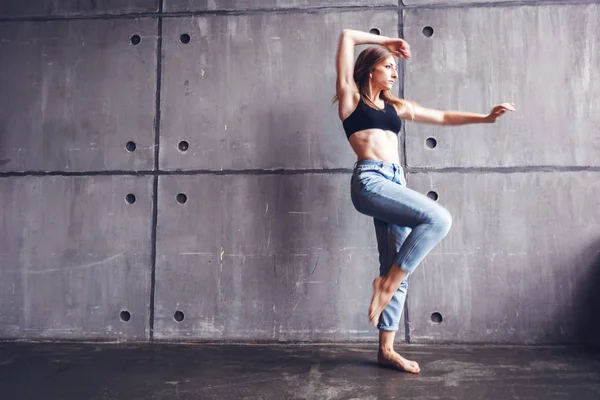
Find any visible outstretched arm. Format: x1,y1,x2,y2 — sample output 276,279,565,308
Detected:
401,102,516,125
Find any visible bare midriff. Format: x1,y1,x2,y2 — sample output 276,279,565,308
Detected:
348,128,401,164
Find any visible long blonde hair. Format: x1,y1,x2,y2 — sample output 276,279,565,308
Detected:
335,46,413,118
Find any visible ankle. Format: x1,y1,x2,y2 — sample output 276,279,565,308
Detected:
380,277,395,295
379,346,394,354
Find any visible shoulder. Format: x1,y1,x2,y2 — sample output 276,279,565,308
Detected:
396,100,417,120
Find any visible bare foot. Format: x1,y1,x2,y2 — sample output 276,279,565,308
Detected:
378,349,420,374
368,277,394,327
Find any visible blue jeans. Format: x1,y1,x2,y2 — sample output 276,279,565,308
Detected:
350,159,452,331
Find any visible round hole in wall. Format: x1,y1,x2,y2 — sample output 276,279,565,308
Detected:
178,141,189,152
174,311,185,322
425,137,437,149
369,28,381,36
176,193,187,204
431,312,443,324
422,26,434,37
120,310,131,322
427,191,439,201
126,141,136,152
130,34,141,45
180,34,191,44
125,194,136,204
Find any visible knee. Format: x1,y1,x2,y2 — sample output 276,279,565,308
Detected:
437,207,452,235
424,206,452,235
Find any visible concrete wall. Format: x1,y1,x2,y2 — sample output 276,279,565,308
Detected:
1,0,599,344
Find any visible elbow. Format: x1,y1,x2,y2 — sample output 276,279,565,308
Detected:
340,29,354,42
338,30,348,45
339,30,348,41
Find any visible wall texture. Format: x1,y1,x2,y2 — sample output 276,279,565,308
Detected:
1,0,599,344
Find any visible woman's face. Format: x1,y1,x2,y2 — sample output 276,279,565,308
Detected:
371,55,398,91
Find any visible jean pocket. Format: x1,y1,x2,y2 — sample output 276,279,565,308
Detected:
354,171,389,198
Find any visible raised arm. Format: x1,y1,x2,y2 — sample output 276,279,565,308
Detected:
336,29,411,120
401,102,516,125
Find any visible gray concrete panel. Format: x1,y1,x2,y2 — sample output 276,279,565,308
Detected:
164,0,396,12
0,19,157,172
403,4,600,168
154,174,388,340
405,171,600,344
0,176,153,339
0,0,159,18
159,11,396,170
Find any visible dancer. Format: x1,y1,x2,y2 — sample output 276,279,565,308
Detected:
335,29,514,373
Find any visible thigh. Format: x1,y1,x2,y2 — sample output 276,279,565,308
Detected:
354,171,444,228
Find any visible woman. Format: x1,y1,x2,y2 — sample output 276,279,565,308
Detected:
335,29,515,374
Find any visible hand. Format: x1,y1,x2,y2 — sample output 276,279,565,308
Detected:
383,38,411,60
486,103,516,123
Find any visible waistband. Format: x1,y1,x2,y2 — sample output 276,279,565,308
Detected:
353,159,402,170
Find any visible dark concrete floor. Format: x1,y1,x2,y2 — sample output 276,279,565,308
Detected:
1,342,599,400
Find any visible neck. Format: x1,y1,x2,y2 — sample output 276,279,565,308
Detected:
365,83,383,104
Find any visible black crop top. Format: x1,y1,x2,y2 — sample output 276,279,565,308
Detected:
342,98,402,139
